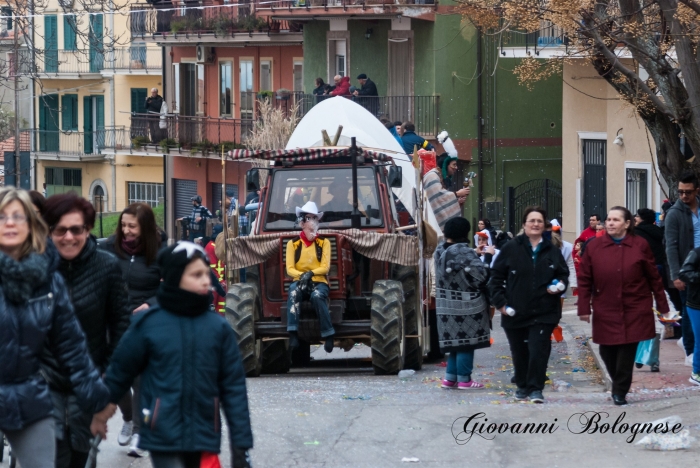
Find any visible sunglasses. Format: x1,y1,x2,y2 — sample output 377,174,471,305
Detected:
52,224,87,237
678,189,696,195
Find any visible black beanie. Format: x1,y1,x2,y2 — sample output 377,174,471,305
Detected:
158,241,210,289
444,217,471,242
637,208,656,225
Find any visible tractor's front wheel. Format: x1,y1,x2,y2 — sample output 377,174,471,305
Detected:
370,280,405,375
225,284,263,377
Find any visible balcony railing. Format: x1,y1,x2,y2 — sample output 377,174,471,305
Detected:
243,93,440,136
24,127,131,156
129,2,299,38
17,47,161,74
259,0,436,8
499,20,569,55
130,113,253,149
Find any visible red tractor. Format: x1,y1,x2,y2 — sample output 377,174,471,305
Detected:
224,144,425,376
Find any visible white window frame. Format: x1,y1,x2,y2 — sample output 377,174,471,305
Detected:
259,58,272,92
624,161,653,212
128,181,165,207
219,60,233,117
293,58,303,92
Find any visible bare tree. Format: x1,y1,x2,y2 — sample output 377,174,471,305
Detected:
458,0,700,186
245,98,300,151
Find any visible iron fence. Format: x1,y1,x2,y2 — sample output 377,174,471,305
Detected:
258,0,436,8
23,127,131,156
242,93,440,137
18,49,104,74
499,20,569,55
105,47,162,71
129,2,296,37
130,113,252,148
507,179,562,234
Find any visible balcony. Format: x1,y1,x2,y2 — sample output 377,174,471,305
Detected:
17,47,162,76
129,2,302,44
130,114,253,151
243,93,440,137
24,127,131,158
499,20,569,56
256,0,437,20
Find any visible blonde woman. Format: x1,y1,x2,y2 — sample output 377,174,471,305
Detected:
0,188,113,466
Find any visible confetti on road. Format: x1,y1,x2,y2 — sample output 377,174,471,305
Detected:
342,395,372,400
304,441,320,445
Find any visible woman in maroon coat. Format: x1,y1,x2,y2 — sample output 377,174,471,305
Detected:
577,206,672,406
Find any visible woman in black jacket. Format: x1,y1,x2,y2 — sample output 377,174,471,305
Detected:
488,206,569,404
0,188,112,467
42,193,131,468
100,202,163,456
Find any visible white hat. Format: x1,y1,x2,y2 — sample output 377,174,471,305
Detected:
550,219,561,228
295,201,324,220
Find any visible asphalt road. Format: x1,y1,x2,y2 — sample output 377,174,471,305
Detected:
13,307,700,468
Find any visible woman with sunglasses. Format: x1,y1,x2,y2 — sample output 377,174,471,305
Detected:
0,188,113,467
42,193,130,468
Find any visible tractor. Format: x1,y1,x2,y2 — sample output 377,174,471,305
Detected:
223,143,426,376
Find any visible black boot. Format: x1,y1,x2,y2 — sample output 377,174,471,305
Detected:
289,331,300,350
324,336,334,353
635,363,643,369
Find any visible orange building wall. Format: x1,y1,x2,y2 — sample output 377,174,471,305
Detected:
171,156,254,211
171,45,303,119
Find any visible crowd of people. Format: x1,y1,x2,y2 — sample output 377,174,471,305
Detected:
0,188,252,468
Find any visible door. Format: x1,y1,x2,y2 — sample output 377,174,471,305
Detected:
180,63,197,144
388,38,412,123
38,94,60,151
239,59,253,120
130,88,148,137
89,14,104,73
626,167,649,214
582,139,607,227
83,96,105,154
45,16,58,73
173,179,198,230
293,60,303,92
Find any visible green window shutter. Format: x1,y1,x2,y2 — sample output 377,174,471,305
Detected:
45,16,58,73
95,96,105,130
61,94,78,131
64,15,77,51
131,88,147,114
84,96,93,154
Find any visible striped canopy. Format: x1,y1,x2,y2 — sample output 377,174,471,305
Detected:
228,147,391,163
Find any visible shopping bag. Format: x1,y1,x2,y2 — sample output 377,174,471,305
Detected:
635,336,660,366
201,452,221,468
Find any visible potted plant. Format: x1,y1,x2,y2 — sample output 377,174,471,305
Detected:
131,135,150,149
256,90,273,100
159,137,177,154
276,88,291,100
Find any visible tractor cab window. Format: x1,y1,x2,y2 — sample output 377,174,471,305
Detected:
265,167,383,230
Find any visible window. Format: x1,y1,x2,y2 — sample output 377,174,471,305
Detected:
197,64,205,115
626,167,650,214
64,15,77,51
45,168,82,197
260,59,272,91
293,60,303,92
240,59,253,119
128,182,164,207
219,61,232,116
130,43,146,67
61,94,78,131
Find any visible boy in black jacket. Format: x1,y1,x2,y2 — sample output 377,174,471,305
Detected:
678,249,700,386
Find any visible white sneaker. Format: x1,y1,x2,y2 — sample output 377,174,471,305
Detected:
117,421,133,446
685,354,694,367
677,337,684,350
127,433,145,458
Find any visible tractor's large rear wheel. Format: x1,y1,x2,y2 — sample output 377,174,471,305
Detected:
393,265,423,370
370,280,405,375
225,284,263,377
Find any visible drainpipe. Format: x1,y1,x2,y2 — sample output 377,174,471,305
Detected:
162,46,168,238
477,28,484,219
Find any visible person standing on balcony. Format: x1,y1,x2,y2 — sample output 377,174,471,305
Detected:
353,74,378,116
330,75,351,97
145,88,164,144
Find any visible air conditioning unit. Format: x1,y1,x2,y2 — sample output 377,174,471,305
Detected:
196,46,214,64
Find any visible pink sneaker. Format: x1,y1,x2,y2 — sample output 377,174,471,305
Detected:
441,379,457,389
458,381,485,389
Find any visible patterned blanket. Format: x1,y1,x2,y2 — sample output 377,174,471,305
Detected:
423,169,460,231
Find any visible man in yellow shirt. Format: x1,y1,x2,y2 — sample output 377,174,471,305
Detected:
286,202,335,353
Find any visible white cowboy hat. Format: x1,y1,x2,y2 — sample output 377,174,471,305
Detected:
295,201,324,220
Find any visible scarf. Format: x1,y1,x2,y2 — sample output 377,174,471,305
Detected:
0,251,50,304
300,230,314,247
121,237,143,256
156,283,211,317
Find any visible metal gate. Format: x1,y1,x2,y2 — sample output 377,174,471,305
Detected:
582,139,607,227
173,179,197,220
626,168,648,214
507,179,562,234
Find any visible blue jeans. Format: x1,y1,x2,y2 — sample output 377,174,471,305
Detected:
445,350,475,383
286,281,334,337
680,290,695,356
686,307,700,374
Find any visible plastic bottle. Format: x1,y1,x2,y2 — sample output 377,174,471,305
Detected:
398,369,416,380
505,306,516,316
548,279,566,293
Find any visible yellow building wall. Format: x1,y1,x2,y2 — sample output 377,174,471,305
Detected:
114,75,163,128
113,154,164,212
562,61,661,243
